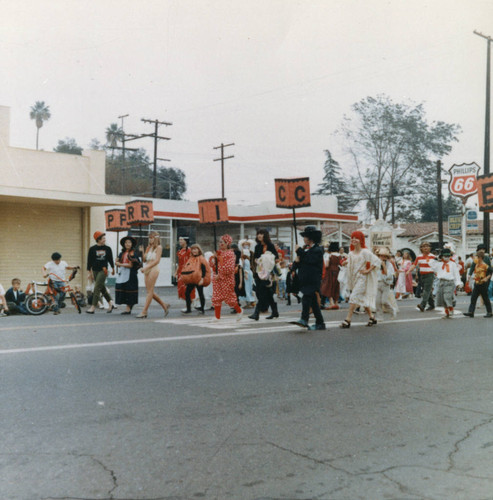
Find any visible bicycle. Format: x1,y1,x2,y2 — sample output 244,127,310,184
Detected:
25,267,82,315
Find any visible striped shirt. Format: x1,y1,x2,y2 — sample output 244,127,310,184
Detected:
413,253,436,274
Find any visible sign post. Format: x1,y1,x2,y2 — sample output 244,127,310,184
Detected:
275,177,311,245
105,208,130,259
448,162,481,255
198,198,229,249
125,199,155,247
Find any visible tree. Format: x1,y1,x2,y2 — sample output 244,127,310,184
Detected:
337,95,461,222
105,149,187,199
53,137,83,155
155,167,187,200
419,195,464,222
315,150,354,212
29,101,51,150
105,123,123,158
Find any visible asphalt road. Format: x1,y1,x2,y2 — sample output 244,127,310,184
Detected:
1,290,492,500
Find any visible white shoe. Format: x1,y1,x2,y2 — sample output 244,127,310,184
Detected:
236,309,243,322
209,317,220,323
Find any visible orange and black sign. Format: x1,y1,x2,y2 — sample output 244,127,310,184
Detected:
198,198,229,224
105,209,130,231
477,174,493,212
275,177,311,209
125,200,154,225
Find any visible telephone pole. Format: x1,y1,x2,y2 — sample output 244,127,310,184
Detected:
142,118,172,198
118,114,129,193
436,160,444,247
474,30,491,251
213,142,235,198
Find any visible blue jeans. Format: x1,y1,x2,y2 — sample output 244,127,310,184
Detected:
51,281,66,312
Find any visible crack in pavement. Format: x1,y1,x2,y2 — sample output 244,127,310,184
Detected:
403,394,493,417
446,415,493,473
90,457,118,499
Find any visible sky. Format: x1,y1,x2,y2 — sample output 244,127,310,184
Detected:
1,0,492,206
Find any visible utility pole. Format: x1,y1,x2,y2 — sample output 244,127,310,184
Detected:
437,160,444,248
213,142,235,198
157,157,172,198
118,114,129,194
474,30,491,251
141,118,172,198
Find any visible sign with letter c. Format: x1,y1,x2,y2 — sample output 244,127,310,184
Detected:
275,178,311,209
198,198,229,224
105,209,130,231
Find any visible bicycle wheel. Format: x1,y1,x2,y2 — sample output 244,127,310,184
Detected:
25,294,50,315
70,292,81,314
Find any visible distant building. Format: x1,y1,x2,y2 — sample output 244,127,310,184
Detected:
0,105,128,286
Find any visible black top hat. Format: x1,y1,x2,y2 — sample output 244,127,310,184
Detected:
300,225,322,243
120,235,137,248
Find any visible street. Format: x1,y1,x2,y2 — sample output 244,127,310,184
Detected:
1,291,492,500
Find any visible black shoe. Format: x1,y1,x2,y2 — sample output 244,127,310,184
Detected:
416,304,425,312
181,309,192,314
248,306,260,321
426,306,435,311
463,312,474,317
290,319,309,328
309,323,326,330
296,295,301,304
485,313,493,318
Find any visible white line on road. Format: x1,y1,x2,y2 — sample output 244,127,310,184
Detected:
0,315,453,356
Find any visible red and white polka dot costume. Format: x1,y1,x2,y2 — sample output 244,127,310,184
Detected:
212,248,237,308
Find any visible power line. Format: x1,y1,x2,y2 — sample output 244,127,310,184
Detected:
213,142,235,198
141,118,172,198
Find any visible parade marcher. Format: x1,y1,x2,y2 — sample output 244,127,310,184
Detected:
248,229,279,320
285,262,301,305
231,243,244,311
115,236,141,315
320,241,341,310
180,243,211,314
291,226,326,330
408,241,436,312
86,232,115,314
338,246,349,302
395,250,413,300
202,251,214,310
463,249,492,318
239,241,256,307
137,231,170,319
375,247,398,320
211,234,243,321
429,248,462,319
340,231,380,329
175,236,194,303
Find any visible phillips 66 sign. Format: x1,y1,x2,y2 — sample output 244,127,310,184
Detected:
448,162,480,200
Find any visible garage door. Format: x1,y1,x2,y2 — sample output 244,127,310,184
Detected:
0,203,83,288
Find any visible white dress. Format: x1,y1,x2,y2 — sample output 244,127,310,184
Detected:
347,248,380,309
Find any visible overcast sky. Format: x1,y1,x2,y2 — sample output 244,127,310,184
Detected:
1,0,492,205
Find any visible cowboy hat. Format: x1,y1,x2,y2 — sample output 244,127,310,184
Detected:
120,235,137,248
300,225,322,243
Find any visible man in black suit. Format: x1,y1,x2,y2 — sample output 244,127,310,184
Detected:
291,226,326,331
5,278,28,314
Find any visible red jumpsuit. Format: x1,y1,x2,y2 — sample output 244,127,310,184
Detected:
212,249,238,308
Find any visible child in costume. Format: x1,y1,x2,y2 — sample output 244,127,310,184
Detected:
430,248,462,319
211,234,243,321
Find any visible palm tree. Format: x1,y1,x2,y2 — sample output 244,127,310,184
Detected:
105,123,123,156
29,101,51,150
